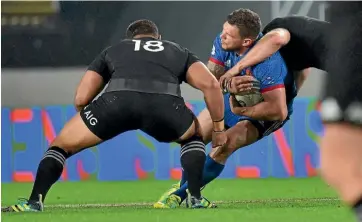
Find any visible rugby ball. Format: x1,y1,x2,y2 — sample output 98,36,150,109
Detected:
234,91,264,107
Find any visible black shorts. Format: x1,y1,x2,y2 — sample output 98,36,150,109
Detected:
321,2,362,126
251,119,287,139
80,91,195,142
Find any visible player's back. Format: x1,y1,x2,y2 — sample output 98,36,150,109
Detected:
105,37,192,85
263,16,329,71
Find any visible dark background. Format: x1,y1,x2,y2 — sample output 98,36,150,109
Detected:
1,1,328,68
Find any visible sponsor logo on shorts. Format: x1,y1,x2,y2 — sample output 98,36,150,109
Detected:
84,110,98,126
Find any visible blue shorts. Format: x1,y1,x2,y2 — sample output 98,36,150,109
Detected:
224,94,288,139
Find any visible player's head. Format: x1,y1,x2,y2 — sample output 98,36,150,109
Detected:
221,8,261,51
126,19,161,39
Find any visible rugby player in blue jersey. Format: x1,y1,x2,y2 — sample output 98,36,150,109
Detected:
154,8,297,209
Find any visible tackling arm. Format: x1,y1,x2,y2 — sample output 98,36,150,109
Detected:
187,61,225,130
225,28,291,77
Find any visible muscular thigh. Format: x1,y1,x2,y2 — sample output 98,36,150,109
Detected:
226,121,259,150
51,112,103,155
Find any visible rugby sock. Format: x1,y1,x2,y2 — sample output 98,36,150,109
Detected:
180,137,206,199
173,155,225,201
202,155,225,185
352,197,362,221
29,146,69,202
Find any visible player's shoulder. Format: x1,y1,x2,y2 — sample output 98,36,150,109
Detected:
161,39,185,50
252,50,287,74
107,40,130,50
162,40,196,58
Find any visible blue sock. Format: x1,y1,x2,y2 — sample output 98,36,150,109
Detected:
180,169,187,186
173,155,224,201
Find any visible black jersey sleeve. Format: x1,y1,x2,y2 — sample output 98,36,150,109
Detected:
88,48,111,82
185,48,200,69
181,48,201,83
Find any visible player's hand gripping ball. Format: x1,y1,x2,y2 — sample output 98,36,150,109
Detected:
232,76,264,107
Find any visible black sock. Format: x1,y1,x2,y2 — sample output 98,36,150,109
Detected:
353,197,362,222
180,136,206,199
29,146,69,202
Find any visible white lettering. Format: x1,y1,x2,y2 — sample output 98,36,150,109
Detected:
84,110,98,126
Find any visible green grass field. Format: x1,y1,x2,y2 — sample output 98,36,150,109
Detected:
1,177,355,222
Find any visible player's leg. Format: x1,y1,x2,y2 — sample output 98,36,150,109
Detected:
179,108,213,185
320,125,362,215
174,119,208,208
2,112,103,213
320,3,362,221
154,108,219,208
170,119,260,206
141,95,209,208
171,116,286,208
210,120,259,163
2,92,136,213
154,107,214,207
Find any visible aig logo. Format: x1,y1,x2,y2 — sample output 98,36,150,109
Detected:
84,110,98,126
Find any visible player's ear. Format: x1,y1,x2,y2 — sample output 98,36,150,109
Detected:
158,34,162,40
242,38,253,47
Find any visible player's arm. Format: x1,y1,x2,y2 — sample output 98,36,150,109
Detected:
294,68,310,91
221,28,291,78
230,60,288,121
74,49,111,112
230,88,288,121
207,35,227,80
185,51,225,131
207,61,225,80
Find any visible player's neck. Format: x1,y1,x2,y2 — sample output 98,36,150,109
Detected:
133,34,158,39
235,47,248,56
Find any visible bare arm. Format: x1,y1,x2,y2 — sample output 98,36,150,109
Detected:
206,60,226,80
187,61,225,130
74,71,105,112
230,88,288,121
74,49,110,112
225,28,291,77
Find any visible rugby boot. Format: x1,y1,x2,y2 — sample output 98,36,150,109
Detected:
153,194,182,209
153,182,180,208
2,194,44,213
186,192,217,209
